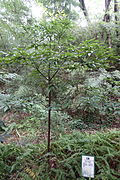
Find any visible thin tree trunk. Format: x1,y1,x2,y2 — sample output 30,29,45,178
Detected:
48,63,51,153
79,0,90,23
48,88,51,152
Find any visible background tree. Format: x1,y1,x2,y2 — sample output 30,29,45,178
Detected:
114,0,119,37
0,0,34,51
36,0,80,20
104,0,112,22
79,0,90,23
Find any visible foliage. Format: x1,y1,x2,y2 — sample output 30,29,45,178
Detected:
0,35,119,129
0,130,119,179
36,0,80,20
0,0,33,51
66,69,120,126
74,17,120,70
15,103,70,140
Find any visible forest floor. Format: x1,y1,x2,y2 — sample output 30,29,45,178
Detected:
1,111,119,146
0,112,119,180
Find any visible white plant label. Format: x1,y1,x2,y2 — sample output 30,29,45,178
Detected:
82,155,95,178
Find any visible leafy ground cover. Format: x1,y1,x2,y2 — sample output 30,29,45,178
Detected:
1,108,120,145
0,129,120,180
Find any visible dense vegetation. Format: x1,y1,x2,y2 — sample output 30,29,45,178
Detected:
0,131,120,179
0,0,120,179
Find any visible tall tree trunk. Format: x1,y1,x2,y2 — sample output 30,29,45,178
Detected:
79,0,90,23
114,0,119,37
114,0,119,19
103,0,112,47
103,0,112,22
114,0,120,51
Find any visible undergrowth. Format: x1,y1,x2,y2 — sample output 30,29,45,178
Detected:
0,130,120,180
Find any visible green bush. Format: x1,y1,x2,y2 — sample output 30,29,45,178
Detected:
68,69,120,125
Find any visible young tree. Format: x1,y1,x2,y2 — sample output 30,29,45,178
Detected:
1,15,76,152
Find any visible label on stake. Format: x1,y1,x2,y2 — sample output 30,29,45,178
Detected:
82,155,95,178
